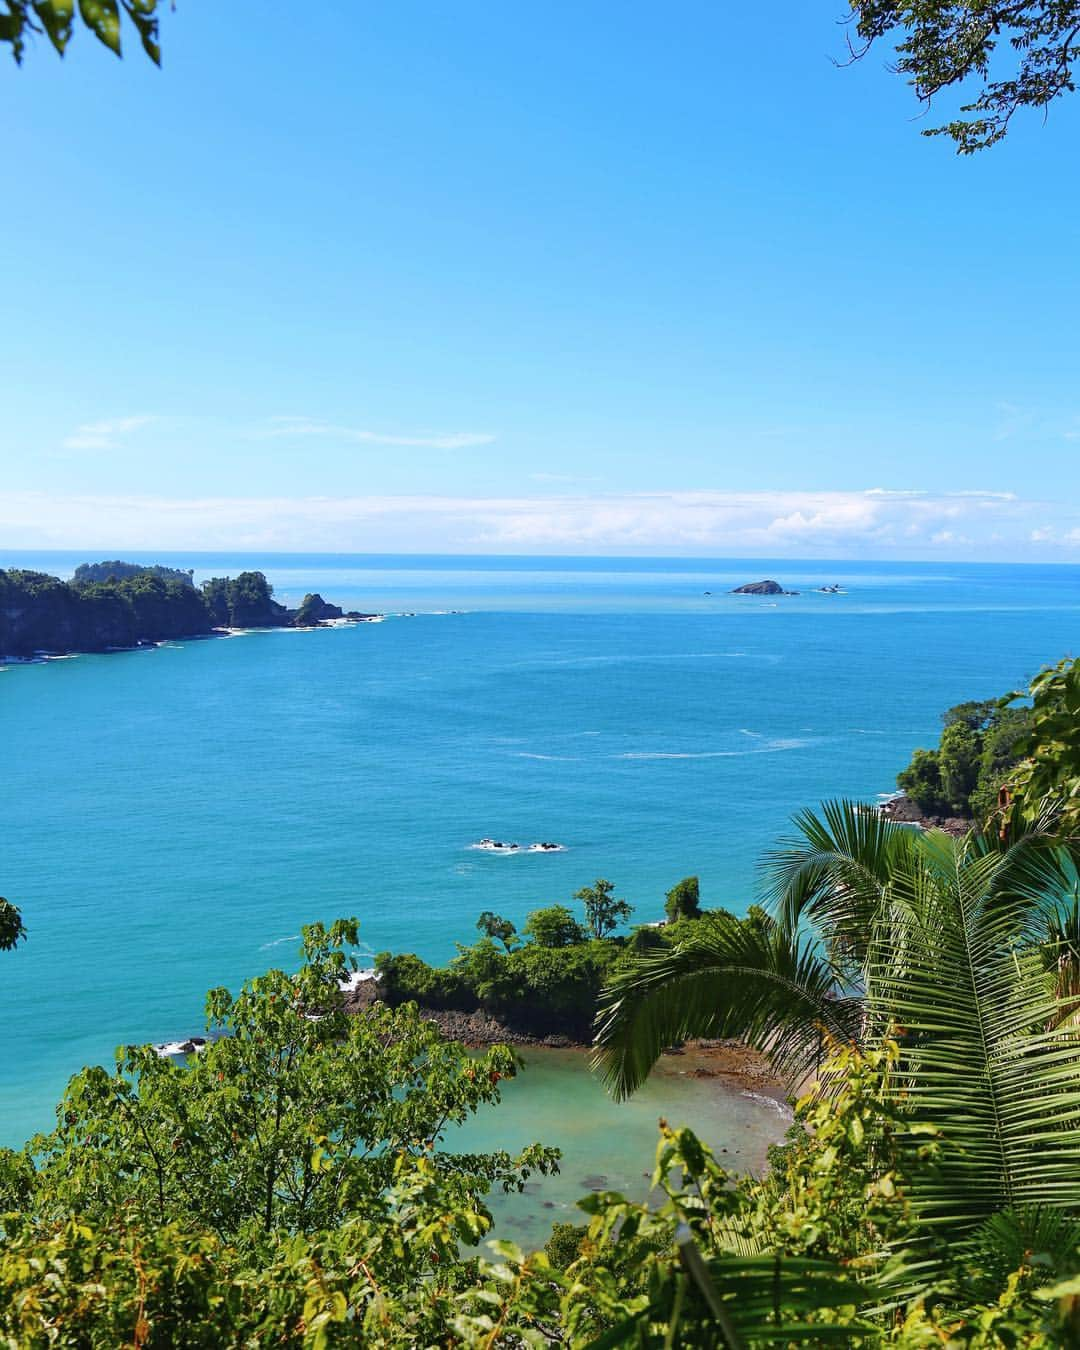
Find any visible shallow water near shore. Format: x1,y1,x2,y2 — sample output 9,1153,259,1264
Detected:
2,552,1078,1229
449,1047,790,1245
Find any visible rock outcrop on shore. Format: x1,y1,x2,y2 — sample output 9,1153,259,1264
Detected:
293,593,345,626
339,973,781,1088
880,793,972,836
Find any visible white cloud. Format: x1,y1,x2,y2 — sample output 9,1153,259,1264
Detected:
262,417,495,451
62,416,156,451
0,486,1058,557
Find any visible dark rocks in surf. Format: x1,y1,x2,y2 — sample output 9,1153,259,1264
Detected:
292,593,344,626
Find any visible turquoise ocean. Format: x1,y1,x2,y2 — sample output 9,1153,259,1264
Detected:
2,553,1077,1238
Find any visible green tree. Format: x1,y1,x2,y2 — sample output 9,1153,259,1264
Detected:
1,0,163,65
896,692,1034,821
475,910,518,952
6,920,556,1240
595,801,1080,1246
522,903,585,949
851,1,1080,151
896,744,945,812
663,874,701,923
575,878,633,940
0,896,24,951
1008,656,1080,837
938,717,980,812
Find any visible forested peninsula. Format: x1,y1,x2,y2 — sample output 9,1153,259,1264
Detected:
0,563,370,659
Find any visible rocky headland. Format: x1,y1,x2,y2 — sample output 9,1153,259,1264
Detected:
0,563,377,660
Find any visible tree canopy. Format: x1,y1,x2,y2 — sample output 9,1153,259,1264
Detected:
852,0,1080,150
575,878,633,940
896,692,1032,819
0,896,24,951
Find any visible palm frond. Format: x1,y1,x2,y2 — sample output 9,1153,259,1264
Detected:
867,833,1080,1236
760,799,915,973
592,913,856,1100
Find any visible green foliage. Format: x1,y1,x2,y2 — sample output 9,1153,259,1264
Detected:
596,797,1080,1335
0,895,24,951
896,746,942,810
476,910,518,952
202,570,289,628
896,692,1032,819
3,921,556,1246
1008,657,1080,838
0,0,163,64
545,1220,587,1270
576,877,634,940
377,885,742,1040
4,1038,1080,1344
522,902,586,948
72,560,194,587
4,891,1080,1342
852,1,1080,152
664,874,701,922
373,950,472,1010
563,1044,1080,1345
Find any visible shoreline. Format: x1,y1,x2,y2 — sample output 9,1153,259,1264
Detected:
341,982,784,1098
0,614,384,666
879,793,972,836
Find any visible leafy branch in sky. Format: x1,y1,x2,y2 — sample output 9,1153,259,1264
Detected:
0,0,164,65
851,1,1080,150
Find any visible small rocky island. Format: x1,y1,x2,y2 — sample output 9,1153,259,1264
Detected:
0,562,377,659
730,579,800,596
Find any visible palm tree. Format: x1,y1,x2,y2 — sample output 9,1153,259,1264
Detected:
594,801,1080,1233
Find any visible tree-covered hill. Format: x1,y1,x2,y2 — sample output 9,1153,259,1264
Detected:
72,560,195,587
895,694,1033,821
0,565,353,658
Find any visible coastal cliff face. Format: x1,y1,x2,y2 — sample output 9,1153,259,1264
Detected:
0,565,356,658
202,572,292,628
294,593,344,626
0,569,215,657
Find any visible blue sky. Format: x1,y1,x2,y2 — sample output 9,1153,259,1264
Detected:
3,2,1079,557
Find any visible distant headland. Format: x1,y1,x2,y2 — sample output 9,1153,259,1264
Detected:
0,562,377,660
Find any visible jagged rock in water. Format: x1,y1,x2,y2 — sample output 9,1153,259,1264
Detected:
292,593,345,626
731,579,784,595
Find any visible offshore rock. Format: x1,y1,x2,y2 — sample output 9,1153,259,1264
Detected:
292,593,345,626
730,579,799,596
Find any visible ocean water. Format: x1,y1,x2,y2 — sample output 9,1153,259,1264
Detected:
2,553,1078,1216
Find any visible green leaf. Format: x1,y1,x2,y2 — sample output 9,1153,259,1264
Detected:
120,0,158,64
32,1,74,53
78,0,121,54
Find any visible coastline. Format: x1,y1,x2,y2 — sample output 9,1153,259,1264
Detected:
880,792,972,836
341,981,784,1098
1,615,384,666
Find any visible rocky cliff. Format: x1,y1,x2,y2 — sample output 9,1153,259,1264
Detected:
1,565,361,658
